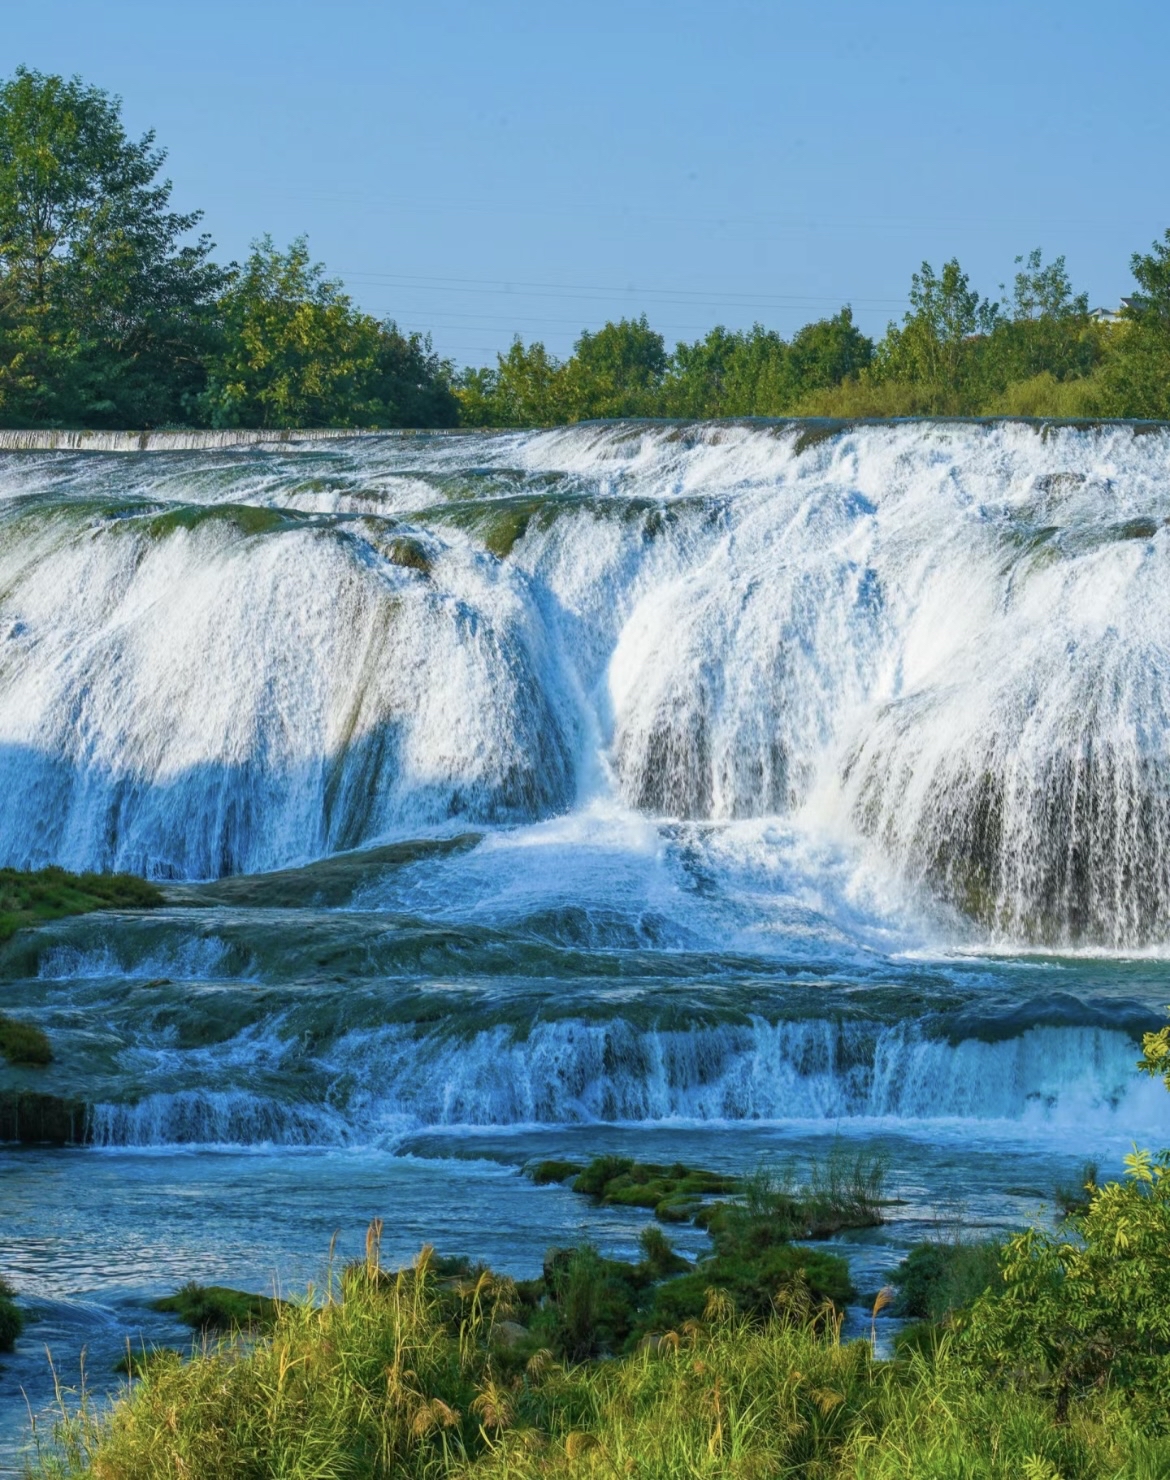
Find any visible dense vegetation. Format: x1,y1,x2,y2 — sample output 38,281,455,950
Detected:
2,65,1169,431
23,1015,1170,1476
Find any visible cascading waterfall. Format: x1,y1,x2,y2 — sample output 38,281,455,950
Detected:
2,419,1169,942
4,419,1170,1152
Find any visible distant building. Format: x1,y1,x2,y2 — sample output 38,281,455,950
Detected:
1091,296,1148,324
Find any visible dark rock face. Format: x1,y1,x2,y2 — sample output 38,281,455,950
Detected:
0,1091,89,1145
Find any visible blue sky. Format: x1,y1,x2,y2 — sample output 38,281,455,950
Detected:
5,0,1168,365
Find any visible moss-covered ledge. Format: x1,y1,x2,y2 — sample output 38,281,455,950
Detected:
0,865,164,943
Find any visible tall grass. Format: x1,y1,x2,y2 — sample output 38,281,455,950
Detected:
29,1226,1170,1480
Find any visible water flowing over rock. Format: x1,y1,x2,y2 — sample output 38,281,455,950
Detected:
2,418,1170,943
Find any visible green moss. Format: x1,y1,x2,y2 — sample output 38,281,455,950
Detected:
145,504,291,540
565,1156,739,1216
151,1283,278,1333
793,421,848,455
433,496,552,558
526,1159,584,1185
0,1277,22,1352
0,865,164,943
387,535,433,575
0,1012,52,1066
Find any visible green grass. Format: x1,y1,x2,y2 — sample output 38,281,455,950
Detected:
0,1011,52,1065
151,1283,279,1334
30,1234,1170,1480
889,1238,1002,1325
0,866,164,943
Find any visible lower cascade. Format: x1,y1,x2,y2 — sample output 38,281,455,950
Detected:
81,1018,1169,1149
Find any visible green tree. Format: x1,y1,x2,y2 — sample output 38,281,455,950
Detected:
874,258,999,412
562,315,667,419
0,66,224,426
199,236,382,428
1101,229,1170,419
977,250,1098,396
364,322,458,428
958,1015,1170,1424
664,325,794,417
788,307,873,396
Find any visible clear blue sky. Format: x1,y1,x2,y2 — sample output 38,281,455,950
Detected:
5,0,1168,366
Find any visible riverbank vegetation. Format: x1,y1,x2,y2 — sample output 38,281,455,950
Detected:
0,865,163,942
3,66,1170,432
25,1022,1170,1478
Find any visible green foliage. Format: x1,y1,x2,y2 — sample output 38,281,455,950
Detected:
0,65,1168,430
1138,1004,1170,1090
890,1238,1001,1322
0,1276,22,1352
0,66,226,427
151,1283,278,1334
0,1011,52,1065
0,865,163,942
198,236,458,429
1100,231,1170,419
33,1235,1170,1479
959,1148,1170,1423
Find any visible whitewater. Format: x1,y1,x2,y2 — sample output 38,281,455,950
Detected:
3,418,1170,1455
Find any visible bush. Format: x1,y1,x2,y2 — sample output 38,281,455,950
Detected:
150,1283,278,1333
891,1238,1001,1322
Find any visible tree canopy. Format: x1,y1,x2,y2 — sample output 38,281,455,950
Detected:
0,65,1167,429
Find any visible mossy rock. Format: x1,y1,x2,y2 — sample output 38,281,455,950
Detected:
0,865,164,943
568,1156,740,1213
0,1091,89,1145
387,536,433,575
145,504,291,540
643,1243,852,1332
526,1159,585,1186
0,1278,23,1352
151,1282,278,1333
0,1013,52,1066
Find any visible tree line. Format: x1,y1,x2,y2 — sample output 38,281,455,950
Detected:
2,66,1169,431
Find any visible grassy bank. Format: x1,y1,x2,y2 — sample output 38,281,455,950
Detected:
0,866,163,944
26,1124,1170,1479
30,1228,1169,1480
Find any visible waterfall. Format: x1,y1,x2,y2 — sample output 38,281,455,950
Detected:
2,418,1170,944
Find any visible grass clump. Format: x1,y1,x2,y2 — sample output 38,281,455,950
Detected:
890,1238,1002,1324
0,1012,52,1065
0,866,163,943
0,1276,22,1352
150,1283,279,1334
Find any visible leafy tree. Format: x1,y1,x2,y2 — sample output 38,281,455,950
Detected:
364,322,458,428
958,1015,1170,1425
199,236,382,428
788,307,873,396
0,66,225,426
1100,230,1170,419
977,250,1098,395
874,258,1000,412
562,315,667,419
